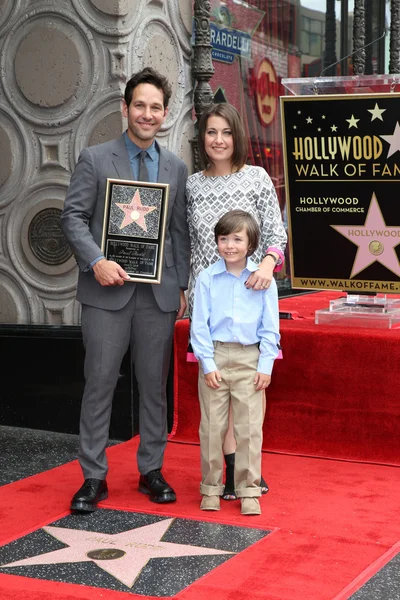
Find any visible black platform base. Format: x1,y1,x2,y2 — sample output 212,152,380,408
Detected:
0,326,132,440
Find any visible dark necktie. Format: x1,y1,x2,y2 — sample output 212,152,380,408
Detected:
138,150,149,182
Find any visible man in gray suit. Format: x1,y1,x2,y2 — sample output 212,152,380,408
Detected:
61,67,190,511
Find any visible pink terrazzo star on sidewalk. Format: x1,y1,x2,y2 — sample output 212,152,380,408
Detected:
0,519,234,588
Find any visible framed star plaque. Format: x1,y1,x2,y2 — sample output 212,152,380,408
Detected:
281,92,400,293
101,179,169,283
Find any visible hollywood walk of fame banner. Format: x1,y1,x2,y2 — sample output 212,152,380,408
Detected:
101,179,169,283
281,93,400,293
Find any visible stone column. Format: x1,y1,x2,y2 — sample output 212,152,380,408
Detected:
0,0,193,325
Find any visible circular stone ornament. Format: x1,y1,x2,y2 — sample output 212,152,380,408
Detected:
28,208,73,266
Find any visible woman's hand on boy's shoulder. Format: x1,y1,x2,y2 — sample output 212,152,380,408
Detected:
245,262,274,290
204,370,222,389
254,372,271,391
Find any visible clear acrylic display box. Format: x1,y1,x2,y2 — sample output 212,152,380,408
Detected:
315,295,400,329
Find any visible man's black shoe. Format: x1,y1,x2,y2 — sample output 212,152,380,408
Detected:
70,478,108,513
138,469,176,503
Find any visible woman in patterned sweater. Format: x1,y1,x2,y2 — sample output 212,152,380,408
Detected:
186,103,287,500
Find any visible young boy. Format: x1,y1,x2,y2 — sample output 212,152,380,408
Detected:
191,210,280,516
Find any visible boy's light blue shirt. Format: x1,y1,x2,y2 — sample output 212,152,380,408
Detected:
191,257,280,375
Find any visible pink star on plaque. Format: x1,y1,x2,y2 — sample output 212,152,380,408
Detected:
331,192,400,278
0,519,233,589
116,189,157,232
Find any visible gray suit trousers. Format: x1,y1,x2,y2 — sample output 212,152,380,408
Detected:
79,284,176,479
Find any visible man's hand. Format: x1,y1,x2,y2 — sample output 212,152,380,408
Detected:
93,259,131,286
254,372,271,391
176,290,187,319
204,370,222,389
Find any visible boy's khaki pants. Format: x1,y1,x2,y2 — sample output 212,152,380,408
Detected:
198,341,263,498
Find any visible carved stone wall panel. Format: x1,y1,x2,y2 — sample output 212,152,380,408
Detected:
0,0,20,36
0,214,4,258
71,0,137,35
1,7,99,126
72,91,125,165
169,0,193,55
104,42,129,82
0,0,193,325
7,182,78,291
37,295,81,326
171,105,194,168
0,106,33,209
0,263,43,324
90,0,132,15
133,17,186,131
35,131,72,173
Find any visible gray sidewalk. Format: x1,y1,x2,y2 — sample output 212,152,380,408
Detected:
0,426,119,486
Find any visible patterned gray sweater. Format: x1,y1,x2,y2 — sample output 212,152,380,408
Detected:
186,165,287,314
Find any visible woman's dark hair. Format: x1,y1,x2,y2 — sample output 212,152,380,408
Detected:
198,103,248,171
214,209,260,256
124,67,172,108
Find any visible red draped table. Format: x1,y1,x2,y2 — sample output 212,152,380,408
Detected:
172,292,400,466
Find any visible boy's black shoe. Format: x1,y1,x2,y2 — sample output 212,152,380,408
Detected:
70,478,108,513
260,476,269,495
138,469,176,503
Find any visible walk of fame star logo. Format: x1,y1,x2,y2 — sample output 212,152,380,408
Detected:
116,189,157,232
0,510,272,595
380,121,400,158
289,100,400,161
0,519,232,589
331,192,400,278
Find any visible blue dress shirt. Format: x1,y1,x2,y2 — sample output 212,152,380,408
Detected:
124,132,159,183
191,258,280,375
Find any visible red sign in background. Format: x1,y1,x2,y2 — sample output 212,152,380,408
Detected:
209,0,298,212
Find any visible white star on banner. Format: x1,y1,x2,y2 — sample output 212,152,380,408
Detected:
368,103,386,121
346,115,359,128
380,121,400,158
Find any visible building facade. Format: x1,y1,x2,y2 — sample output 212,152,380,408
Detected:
0,0,396,323
0,0,193,325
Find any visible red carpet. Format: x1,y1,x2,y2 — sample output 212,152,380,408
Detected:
173,293,400,466
1,291,400,598
0,438,399,599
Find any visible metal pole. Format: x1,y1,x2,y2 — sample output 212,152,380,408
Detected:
324,0,337,75
389,0,400,73
340,0,349,75
365,0,373,74
353,0,366,74
191,0,215,171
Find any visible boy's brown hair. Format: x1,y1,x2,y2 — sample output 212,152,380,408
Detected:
214,210,260,256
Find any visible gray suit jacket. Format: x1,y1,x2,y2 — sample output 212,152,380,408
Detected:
61,135,190,312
